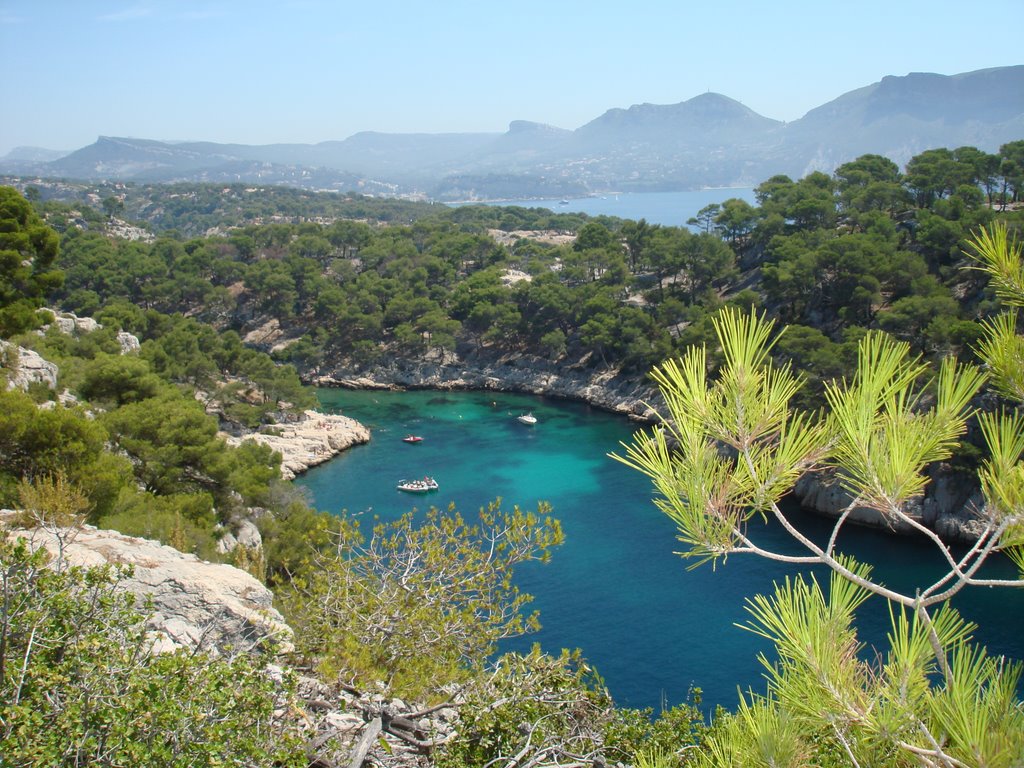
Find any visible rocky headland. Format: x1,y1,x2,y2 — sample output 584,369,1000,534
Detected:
222,408,371,480
0,512,460,767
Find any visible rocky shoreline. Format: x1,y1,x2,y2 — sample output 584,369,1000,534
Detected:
313,352,663,422
222,409,371,480
310,352,987,544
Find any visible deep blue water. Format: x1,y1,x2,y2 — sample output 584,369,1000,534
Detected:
448,188,757,228
296,389,1024,713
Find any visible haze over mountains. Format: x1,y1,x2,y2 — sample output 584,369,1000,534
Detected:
4,66,1022,200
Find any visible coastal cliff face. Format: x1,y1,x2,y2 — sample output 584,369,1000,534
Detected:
316,351,662,422
792,470,987,543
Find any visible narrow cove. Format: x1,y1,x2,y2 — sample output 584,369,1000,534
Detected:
296,388,1024,713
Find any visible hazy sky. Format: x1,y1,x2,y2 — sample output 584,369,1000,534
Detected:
1,0,1019,156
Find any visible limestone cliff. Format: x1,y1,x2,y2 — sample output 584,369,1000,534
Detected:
1,341,58,392
792,469,987,544
317,351,662,422
0,513,469,767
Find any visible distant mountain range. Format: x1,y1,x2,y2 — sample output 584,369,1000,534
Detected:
4,66,1022,200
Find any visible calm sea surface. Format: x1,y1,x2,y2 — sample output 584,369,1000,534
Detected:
296,389,1024,713
449,188,757,228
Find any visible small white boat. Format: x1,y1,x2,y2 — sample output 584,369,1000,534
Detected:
517,412,537,425
397,476,439,493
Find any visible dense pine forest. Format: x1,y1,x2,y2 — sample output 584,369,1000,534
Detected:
13,142,1024,388
2,139,1024,766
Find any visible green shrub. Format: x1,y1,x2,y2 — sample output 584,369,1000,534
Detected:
283,501,563,699
0,537,304,766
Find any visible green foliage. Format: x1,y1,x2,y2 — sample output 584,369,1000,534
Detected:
770,324,845,407
714,197,759,244
257,488,343,585
441,645,707,768
0,538,304,767
0,187,63,338
100,390,224,496
0,388,110,506
824,331,984,512
28,144,1014,380
14,471,90,531
78,352,163,405
967,221,1024,308
437,646,617,768
98,386,281,519
98,488,219,559
604,694,709,767
694,565,1024,767
614,308,829,566
539,328,567,359
284,500,563,698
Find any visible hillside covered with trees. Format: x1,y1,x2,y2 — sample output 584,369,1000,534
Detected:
11,142,1024,407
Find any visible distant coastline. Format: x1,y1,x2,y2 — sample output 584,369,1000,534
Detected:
446,187,757,227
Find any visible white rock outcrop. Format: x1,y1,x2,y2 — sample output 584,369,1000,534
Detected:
2,514,292,655
2,314,140,396
215,518,263,555
1,341,59,392
52,312,101,335
117,329,141,353
223,409,371,479
44,309,140,352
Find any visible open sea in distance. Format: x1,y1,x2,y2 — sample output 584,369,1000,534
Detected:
448,188,757,228
296,389,1024,714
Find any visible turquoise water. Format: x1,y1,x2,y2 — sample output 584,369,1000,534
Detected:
296,389,1024,713
449,188,757,228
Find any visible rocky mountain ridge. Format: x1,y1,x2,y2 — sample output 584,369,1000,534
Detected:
5,66,1021,198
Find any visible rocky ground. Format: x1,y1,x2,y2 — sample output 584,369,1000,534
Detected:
0,510,290,655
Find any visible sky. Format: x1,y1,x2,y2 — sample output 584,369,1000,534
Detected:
1,0,1020,156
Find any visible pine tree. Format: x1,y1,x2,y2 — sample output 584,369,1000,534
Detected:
615,223,1024,767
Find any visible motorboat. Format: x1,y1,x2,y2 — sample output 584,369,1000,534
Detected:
397,476,439,493
402,435,424,443
517,412,537,425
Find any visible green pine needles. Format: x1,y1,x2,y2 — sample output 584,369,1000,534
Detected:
614,223,1024,767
